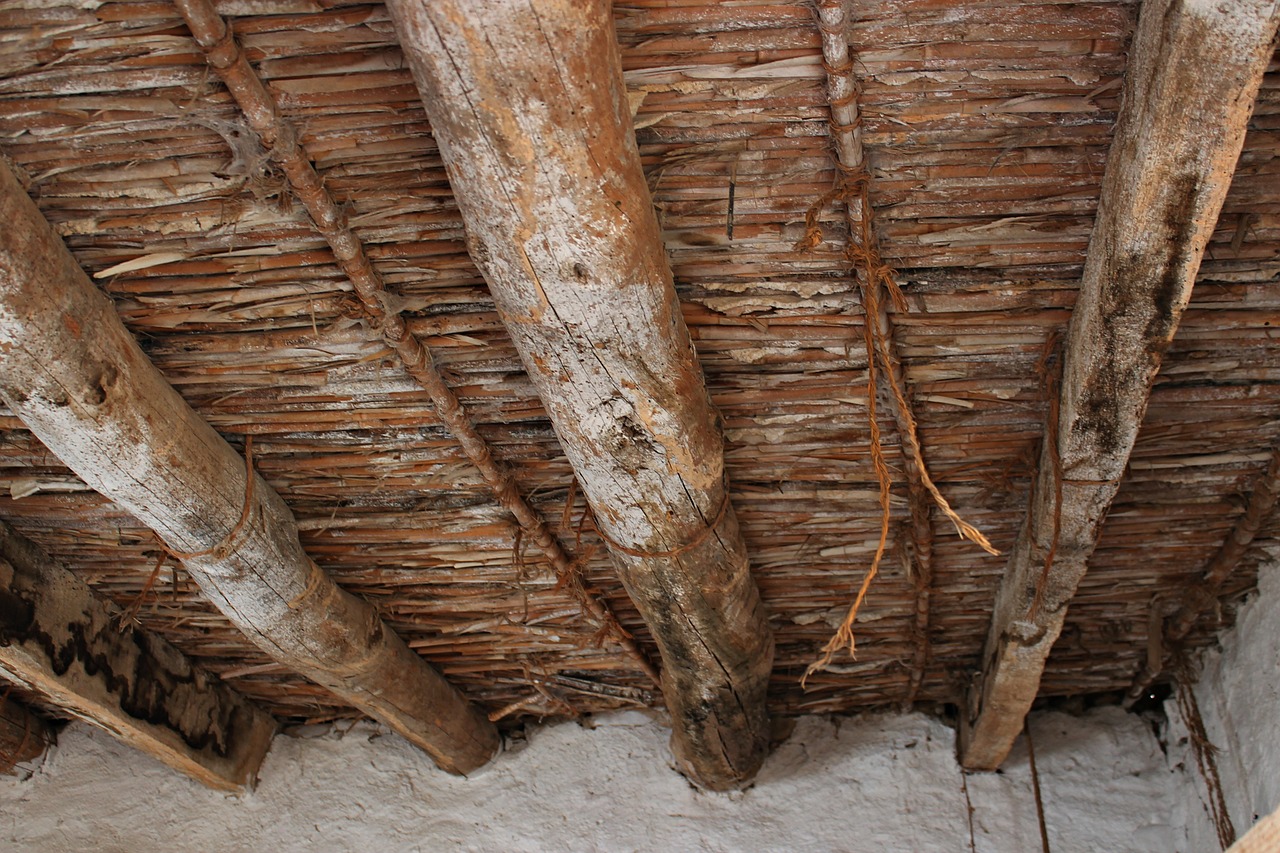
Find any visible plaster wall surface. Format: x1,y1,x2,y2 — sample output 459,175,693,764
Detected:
1,705,1173,852
1167,553,1280,850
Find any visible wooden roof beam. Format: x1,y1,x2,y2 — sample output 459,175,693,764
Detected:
0,160,499,775
0,521,275,791
0,692,55,777
1127,445,1280,703
961,0,1280,771
171,0,659,689
387,0,774,790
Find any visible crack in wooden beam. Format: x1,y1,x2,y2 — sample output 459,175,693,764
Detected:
171,0,660,690
961,0,1280,771
1126,445,1280,704
0,159,499,775
0,521,274,791
386,0,774,791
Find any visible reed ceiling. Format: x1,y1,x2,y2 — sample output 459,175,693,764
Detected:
0,0,1277,729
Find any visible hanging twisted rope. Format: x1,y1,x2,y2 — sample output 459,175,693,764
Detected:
802,0,996,682
800,170,996,682
803,242,895,681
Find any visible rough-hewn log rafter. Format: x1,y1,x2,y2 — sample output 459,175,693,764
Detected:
0,160,499,775
387,0,774,790
171,0,659,689
0,521,275,791
1127,446,1280,703
814,0,940,704
961,0,1280,770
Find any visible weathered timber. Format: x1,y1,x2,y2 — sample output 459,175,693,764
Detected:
1127,446,1280,703
171,0,659,689
0,160,500,775
387,0,774,790
0,693,54,776
961,0,1280,770
0,521,274,791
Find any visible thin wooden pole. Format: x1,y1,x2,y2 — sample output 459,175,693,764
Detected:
387,0,774,790
1128,446,1280,703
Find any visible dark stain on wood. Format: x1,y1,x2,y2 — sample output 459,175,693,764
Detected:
1076,172,1201,460
0,582,241,758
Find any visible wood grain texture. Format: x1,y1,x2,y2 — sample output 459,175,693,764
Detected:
0,693,54,776
171,0,660,688
962,0,1280,770
0,160,499,775
0,521,274,791
387,0,774,790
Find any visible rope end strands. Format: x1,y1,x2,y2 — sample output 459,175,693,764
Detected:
799,15,998,682
796,172,998,685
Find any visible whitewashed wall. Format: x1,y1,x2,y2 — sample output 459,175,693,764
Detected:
2,704,1173,852
14,544,1280,851
1167,552,1280,850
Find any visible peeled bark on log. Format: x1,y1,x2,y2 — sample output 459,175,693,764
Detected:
961,0,1280,771
387,0,773,790
0,160,499,775
0,693,54,776
0,521,274,791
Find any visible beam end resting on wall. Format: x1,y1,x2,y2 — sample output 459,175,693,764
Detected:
0,521,276,791
0,160,499,776
961,0,1280,771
